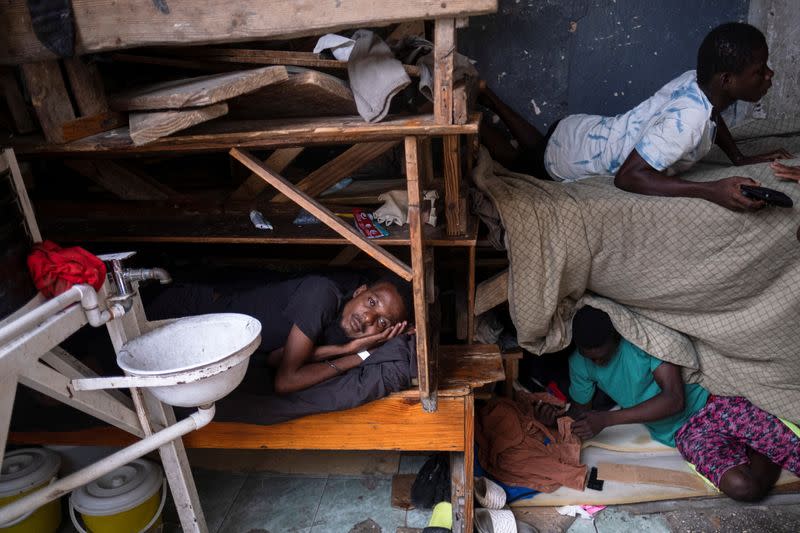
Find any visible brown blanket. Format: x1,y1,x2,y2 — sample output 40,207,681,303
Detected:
473,140,800,423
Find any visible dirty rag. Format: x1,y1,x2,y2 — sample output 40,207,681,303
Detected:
313,33,356,61
347,30,411,122
27,240,107,298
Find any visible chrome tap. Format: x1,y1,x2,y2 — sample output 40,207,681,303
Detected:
98,252,172,311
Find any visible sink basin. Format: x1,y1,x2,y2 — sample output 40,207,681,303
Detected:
117,313,261,407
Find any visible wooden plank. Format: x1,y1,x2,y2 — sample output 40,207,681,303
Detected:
61,111,127,142
436,344,504,389
597,463,709,492
64,159,178,200
272,141,399,203
1,1,498,64
63,56,108,116
172,49,421,77
405,136,435,410
227,147,304,202
387,20,427,45
3,148,41,241
8,395,467,450
230,148,413,281
0,68,35,133
450,394,474,532
12,113,481,155
443,135,464,235
129,102,228,146
329,245,361,266
228,68,357,120
474,269,509,316
19,61,75,143
433,18,456,124
109,67,288,111
467,246,476,342
391,474,417,509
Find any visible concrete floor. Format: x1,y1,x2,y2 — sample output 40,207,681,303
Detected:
54,449,800,532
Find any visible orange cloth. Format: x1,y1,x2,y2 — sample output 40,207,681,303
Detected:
27,240,106,298
476,393,587,493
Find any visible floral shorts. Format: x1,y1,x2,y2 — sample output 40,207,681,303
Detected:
675,395,800,487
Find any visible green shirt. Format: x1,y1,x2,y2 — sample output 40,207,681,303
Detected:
568,338,709,447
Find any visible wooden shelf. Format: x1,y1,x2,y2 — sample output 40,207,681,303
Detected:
38,205,478,247
9,114,480,156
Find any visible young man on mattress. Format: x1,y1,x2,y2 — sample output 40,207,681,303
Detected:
564,306,800,502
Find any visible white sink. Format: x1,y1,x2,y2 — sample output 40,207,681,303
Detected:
116,313,261,407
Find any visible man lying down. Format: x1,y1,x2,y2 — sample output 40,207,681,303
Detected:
142,270,417,424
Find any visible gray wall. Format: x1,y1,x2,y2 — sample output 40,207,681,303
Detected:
459,0,749,132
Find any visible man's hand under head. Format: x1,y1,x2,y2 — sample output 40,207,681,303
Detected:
770,162,800,182
344,321,409,354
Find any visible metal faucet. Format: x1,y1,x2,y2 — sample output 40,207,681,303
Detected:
98,252,172,311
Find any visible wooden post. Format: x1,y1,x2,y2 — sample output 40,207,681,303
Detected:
0,68,35,133
63,56,108,116
443,135,465,235
405,136,436,412
467,245,476,343
20,60,76,143
450,393,474,533
434,18,456,124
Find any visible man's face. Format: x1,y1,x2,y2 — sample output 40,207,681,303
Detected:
578,336,619,367
727,46,774,102
340,283,407,338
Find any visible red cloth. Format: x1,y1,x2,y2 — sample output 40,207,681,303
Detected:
27,240,107,297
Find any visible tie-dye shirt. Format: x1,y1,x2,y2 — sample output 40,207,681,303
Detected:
544,70,716,182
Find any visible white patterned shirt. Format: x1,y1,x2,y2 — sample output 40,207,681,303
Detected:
544,70,716,181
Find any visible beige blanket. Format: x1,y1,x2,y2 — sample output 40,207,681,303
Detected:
473,141,800,422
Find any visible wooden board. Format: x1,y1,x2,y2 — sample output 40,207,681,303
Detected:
433,19,456,124
63,57,108,116
9,395,468,451
0,68,35,133
61,111,127,143
1,1,498,64
64,160,178,200
391,474,417,509
474,270,509,316
227,147,304,202
228,69,357,119
109,67,288,111
11,113,481,155
129,102,228,146
19,61,75,143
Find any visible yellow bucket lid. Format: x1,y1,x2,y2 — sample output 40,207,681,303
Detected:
70,459,162,517
0,448,60,498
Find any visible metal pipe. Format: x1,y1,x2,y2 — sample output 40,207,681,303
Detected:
124,267,172,285
0,285,124,348
0,404,215,525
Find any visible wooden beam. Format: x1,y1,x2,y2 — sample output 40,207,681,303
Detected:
227,147,304,202
434,18,456,124
64,159,179,200
405,136,436,410
474,269,509,316
271,141,399,203
63,57,108,116
129,103,228,146
3,148,41,242
12,113,480,156
110,67,288,111
61,111,127,143
230,148,413,281
167,49,420,77
20,61,75,143
329,246,361,266
1,1,498,65
443,135,465,235
0,68,35,133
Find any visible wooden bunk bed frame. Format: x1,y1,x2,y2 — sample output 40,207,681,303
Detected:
2,2,500,530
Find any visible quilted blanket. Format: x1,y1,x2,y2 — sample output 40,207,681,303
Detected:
473,120,800,422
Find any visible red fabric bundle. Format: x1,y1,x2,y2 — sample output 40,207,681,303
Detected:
27,240,107,297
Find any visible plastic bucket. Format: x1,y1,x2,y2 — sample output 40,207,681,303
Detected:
0,448,62,533
70,459,165,533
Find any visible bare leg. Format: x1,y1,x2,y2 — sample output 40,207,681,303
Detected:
479,83,544,149
718,449,782,502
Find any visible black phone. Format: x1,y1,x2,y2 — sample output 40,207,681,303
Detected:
739,185,794,208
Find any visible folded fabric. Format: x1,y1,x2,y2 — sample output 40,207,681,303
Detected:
374,189,438,227
313,33,356,61
347,29,411,122
27,240,107,298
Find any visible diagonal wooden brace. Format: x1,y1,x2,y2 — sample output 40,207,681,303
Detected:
229,148,413,281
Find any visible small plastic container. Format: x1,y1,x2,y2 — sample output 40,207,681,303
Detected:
0,448,62,533
70,459,165,533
